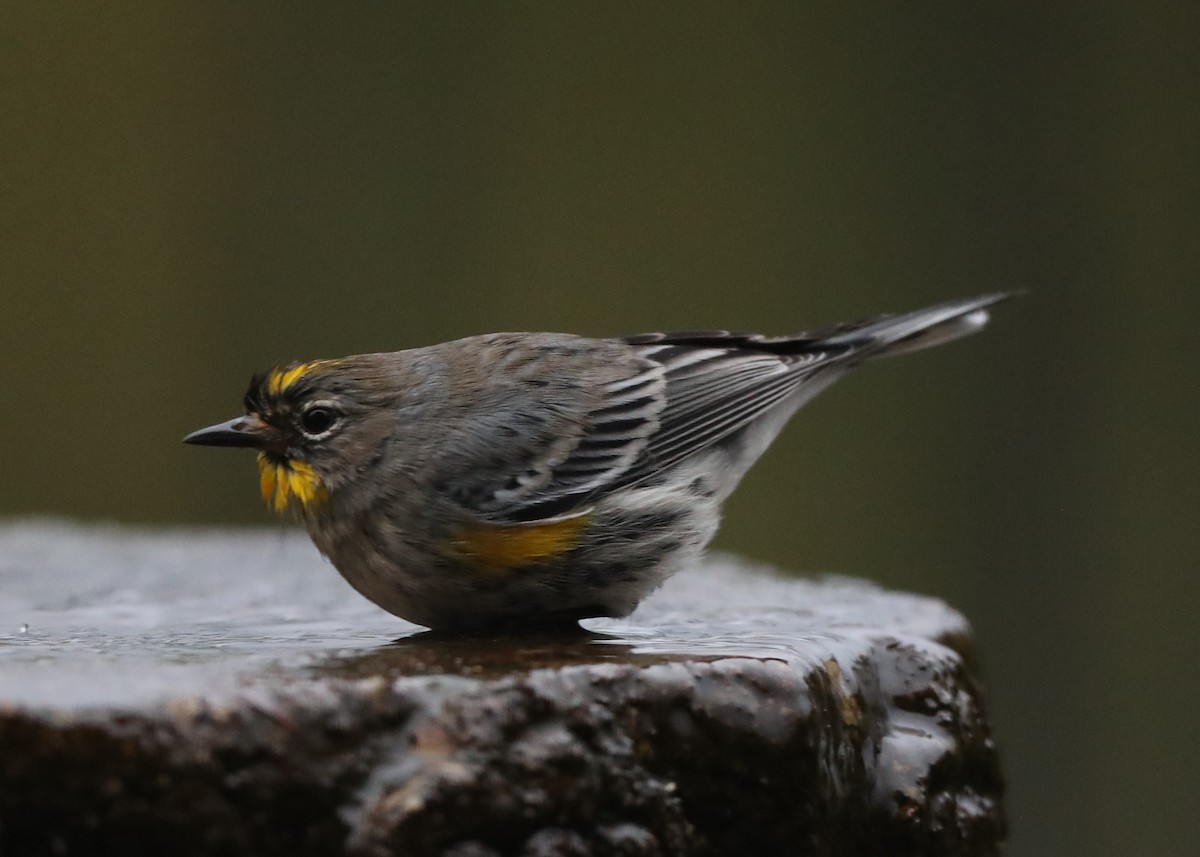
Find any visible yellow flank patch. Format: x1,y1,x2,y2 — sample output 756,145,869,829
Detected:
266,362,320,396
454,515,590,571
257,454,328,514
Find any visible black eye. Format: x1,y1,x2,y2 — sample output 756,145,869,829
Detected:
300,405,338,437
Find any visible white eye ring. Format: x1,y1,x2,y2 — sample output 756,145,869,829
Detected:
299,401,341,439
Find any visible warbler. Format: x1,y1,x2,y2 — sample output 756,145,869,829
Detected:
185,293,1008,630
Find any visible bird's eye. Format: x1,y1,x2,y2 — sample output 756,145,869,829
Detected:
299,405,338,437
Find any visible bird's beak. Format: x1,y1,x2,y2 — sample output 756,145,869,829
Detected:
183,416,274,449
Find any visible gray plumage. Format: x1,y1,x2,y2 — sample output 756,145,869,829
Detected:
185,293,1010,630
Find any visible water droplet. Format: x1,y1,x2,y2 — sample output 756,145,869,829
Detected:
19,623,29,634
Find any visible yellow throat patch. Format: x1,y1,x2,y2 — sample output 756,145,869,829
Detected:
257,454,328,514
454,514,590,572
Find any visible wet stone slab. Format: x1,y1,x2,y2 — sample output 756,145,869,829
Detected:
0,521,1004,857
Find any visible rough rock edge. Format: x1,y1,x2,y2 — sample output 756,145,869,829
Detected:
0,632,1002,857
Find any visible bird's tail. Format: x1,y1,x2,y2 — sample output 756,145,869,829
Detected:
818,292,1013,359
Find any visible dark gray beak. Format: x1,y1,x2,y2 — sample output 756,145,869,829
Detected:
183,416,273,449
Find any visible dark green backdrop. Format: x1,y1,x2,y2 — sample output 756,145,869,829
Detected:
3,4,1197,856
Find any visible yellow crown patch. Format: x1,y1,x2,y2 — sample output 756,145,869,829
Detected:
266,362,321,397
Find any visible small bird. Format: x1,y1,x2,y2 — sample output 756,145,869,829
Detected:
185,294,1008,630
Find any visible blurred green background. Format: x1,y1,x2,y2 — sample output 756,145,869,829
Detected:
2,3,1197,855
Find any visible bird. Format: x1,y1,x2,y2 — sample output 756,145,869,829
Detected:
184,293,1009,630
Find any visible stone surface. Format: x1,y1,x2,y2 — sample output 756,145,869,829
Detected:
0,521,1004,856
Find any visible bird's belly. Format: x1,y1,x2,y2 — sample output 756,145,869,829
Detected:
307,485,720,630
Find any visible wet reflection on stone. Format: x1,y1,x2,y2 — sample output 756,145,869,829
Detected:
314,628,730,682
0,522,1004,856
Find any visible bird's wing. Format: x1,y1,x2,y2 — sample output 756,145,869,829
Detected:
468,358,668,519
450,293,1010,523
614,334,842,488
456,333,847,522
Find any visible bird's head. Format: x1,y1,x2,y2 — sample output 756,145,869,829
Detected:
184,357,401,515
